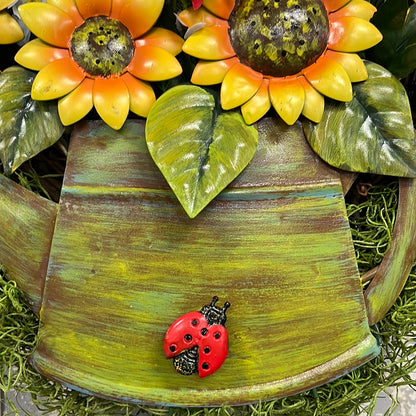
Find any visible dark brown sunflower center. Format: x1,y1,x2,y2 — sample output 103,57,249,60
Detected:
70,16,134,77
228,0,329,77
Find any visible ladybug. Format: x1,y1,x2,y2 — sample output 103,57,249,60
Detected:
163,296,230,378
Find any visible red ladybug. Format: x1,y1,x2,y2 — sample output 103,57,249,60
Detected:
164,297,230,378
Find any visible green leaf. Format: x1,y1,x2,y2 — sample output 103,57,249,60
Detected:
0,66,64,175
145,85,258,218
303,61,416,177
367,0,416,79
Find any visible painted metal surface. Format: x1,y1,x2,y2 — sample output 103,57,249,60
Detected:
25,119,379,405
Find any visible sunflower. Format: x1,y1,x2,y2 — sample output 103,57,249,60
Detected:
15,0,184,129
180,0,383,125
0,0,24,44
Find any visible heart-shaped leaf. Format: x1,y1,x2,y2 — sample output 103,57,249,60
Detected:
367,0,416,79
0,66,64,175
303,61,416,177
146,85,258,218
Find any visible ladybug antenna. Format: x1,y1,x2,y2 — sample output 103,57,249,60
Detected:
222,302,230,313
210,296,219,307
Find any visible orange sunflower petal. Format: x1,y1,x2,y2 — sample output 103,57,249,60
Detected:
182,25,235,60
177,7,228,27
58,78,94,126
135,28,184,56
298,76,325,123
31,58,84,100
46,0,83,26
269,77,305,126
18,3,75,48
74,0,111,19
191,57,239,85
325,50,368,82
128,45,182,82
328,16,382,52
330,0,377,21
116,0,164,39
322,0,350,12
93,77,130,130
0,12,24,44
220,63,263,110
241,79,271,125
201,0,235,20
15,39,69,71
122,73,156,118
303,55,352,102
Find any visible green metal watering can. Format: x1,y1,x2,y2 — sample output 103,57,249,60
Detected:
0,118,415,406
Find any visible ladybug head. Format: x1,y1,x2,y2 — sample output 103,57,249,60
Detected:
200,296,230,326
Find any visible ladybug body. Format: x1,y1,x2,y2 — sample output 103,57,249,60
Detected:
164,297,230,378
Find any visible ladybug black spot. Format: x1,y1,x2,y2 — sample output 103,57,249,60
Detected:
169,345,176,352
204,347,210,354
214,332,221,339
201,328,208,336
184,334,192,342
202,362,209,370
191,319,198,326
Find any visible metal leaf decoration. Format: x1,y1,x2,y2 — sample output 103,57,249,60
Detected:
0,66,64,175
303,61,416,177
146,85,258,218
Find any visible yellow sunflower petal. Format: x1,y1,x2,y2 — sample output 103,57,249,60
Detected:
183,25,235,60
116,0,164,39
241,79,271,125
31,58,84,100
303,55,352,102
46,0,84,26
269,77,305,126
328,16,382,52
202,0,235,20
0,0,15,9
0,11,23,44
298,76,325,123
177,7,228,27
330,0,377,21
191,57,239,85
15,39,69,71
326,50,368,82
128,45,182,82
58,78,93,126
18,3,75,48
135,27,184,56
93,77,130,130
220,63,263,110
74,0,111,19
122,73,156,118
322,0,350,12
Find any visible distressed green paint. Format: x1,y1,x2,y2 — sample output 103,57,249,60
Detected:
30,119,379,406
0,175,57,313
228,0,329,76
365,177,416,325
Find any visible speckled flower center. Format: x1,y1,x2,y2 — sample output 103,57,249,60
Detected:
228,0,329,77
70,16,134,77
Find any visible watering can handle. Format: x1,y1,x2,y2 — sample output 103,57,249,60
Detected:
364,177,416,325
